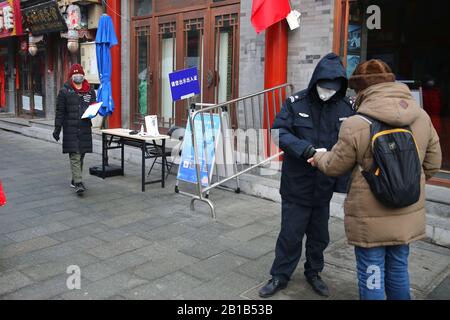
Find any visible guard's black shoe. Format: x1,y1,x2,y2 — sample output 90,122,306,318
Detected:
79,182,87,190
258,278,287,298
70,180,75,188
74,183,85,195
306,274,329,297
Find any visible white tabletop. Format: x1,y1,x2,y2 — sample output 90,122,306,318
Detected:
101,128,170,142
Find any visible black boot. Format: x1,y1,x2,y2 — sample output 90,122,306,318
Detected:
258,278,287,298
306,274,329,297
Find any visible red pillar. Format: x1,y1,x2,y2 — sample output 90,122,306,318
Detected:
106,0,122,128
263,20,288,156
263,20,288,128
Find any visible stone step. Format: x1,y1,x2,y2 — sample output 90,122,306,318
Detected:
0,118,31,133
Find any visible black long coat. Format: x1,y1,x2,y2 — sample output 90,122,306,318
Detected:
272,53,355,207
55,81,96,154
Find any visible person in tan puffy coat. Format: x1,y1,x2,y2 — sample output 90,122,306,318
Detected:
309,60,442,300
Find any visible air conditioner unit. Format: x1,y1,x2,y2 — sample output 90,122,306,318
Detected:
80,41,100,84
88,3,103,29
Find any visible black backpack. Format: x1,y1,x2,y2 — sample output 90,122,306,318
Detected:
357,114,421,208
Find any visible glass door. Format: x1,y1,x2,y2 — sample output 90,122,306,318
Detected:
209,5,240,127
17,50,46,118
131,18,152,128
178,11,205,126
156,16,177,129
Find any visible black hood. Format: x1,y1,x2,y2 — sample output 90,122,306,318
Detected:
307,53,348,98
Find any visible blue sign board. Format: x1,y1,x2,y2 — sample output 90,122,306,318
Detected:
177,114,221,187
169,67,201,101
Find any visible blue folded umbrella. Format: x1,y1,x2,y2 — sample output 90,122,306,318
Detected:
96,14,118,117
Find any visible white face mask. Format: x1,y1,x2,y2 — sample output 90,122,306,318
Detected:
317,85,337,101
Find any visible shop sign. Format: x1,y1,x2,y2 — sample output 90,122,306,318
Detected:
0,0,23,38
22,0,67,35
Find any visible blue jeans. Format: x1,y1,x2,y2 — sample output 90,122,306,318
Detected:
355,245,411,300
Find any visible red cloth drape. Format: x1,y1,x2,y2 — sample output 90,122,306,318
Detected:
251,0,291,33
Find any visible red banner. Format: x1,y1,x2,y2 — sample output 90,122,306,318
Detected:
0,0,23,39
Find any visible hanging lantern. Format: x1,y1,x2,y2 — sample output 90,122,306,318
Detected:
65,5,81,53
67,29,79,53
66,5,81,30
28,34,43,56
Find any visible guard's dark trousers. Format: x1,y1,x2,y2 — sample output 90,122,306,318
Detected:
270,200,330,282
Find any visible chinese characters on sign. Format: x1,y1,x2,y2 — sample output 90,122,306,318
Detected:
171,75,198,88
22,0,67,36
0,0,22,38
168,67,201,101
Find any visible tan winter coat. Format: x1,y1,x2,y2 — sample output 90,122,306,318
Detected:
314,82,442,248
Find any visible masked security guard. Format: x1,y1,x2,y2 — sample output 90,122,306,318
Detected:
259,53,355,298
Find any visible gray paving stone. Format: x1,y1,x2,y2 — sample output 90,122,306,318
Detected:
21,211,81,228
182,252,249,281
60,216,98,228
0,211,42,225
176,271,260,300
228,235,276,260
235,252,276,283
61,272,148,300
64,236,106,251
0,236,60,259
81,262,120,282
6,222,71,242
221,223,275,242
145,222,198,241
0,235,15,247
122,271,204,300
92,229,130,242
0,221,28,236
87,236,151,259
2,274,83,300
427,274,450,300
0,270,33,296
133,248,199,281
183,222,234,242
49,223,111,242
20,252,99,282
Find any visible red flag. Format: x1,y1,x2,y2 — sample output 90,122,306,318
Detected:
0,180,6,207
251,0,291,33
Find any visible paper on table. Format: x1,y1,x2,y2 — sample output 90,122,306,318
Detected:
81,102,103,119
144,115,160,136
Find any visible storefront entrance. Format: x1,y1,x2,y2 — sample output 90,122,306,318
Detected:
130,1,240,130
16,48,46,118
335,0,450,177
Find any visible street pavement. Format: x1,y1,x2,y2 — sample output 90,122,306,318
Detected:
0,130,449,300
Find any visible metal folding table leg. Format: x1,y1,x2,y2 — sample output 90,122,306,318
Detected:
141,140,145,192
162,139,166,188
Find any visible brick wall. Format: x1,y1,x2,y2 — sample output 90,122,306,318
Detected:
238,0,336,95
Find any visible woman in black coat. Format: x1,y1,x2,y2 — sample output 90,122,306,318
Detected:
53,64,96,194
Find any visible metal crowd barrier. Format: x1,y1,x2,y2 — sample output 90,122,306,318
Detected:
175,83,294,219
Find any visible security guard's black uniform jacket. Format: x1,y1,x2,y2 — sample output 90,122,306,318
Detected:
273,53,355,206
268,53,355,283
